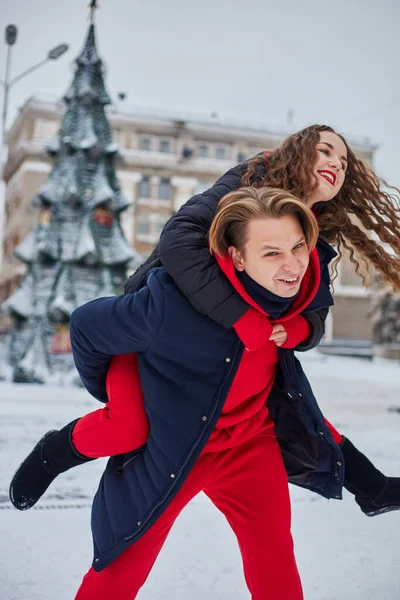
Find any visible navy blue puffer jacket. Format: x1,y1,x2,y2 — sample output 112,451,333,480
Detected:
70,257,343,572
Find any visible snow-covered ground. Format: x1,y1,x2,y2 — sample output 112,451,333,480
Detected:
1,352,399,600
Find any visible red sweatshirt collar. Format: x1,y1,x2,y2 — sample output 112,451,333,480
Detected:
214,247,321,323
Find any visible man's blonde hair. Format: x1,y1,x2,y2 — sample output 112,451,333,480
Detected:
209,186,319,255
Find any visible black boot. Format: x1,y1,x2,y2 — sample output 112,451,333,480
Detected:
341,437,400,517
9,419,94,511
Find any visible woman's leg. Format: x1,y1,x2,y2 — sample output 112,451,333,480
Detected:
72,354,150,457
205,433,303,600
325,418,400,516
10,354,149,510
341,437,400,516
74,450,212,600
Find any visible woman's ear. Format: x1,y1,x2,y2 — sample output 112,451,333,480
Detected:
228,246,245,271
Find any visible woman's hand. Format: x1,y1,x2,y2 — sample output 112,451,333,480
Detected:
269,324,288,347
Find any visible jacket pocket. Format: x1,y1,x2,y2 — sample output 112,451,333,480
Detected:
115,445,146,475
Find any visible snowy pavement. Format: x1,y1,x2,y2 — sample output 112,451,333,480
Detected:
1,352,399,600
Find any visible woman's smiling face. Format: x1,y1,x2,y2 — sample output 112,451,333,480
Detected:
306,131,348,206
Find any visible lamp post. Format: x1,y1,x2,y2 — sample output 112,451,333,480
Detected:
0,25,69,266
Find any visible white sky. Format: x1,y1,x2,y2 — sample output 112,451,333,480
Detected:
1,0,399,187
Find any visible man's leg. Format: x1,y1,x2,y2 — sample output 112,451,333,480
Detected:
75,450,213,600
205,433,303,600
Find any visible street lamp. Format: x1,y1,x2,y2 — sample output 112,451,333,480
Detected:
0,25,69,265
0,28,69,158
48,44,69,60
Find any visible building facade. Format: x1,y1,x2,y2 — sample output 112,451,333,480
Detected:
0,96,377,341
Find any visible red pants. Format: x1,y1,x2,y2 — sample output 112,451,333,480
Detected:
72,355,150,457
72,355,303,598
75,432,303,600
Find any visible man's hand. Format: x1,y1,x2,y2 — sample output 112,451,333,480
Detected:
269,324,288,347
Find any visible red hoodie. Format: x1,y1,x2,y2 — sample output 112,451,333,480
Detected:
206,247,342,451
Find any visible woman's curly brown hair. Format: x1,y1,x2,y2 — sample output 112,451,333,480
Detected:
241,124,400,290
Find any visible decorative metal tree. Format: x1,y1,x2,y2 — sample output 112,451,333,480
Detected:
3,22,141,384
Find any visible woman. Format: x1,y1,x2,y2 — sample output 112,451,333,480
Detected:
124,124,400,518
69,187,332,598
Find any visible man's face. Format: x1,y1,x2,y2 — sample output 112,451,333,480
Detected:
229,214,310,298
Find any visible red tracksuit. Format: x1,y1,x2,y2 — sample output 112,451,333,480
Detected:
73,256,342,599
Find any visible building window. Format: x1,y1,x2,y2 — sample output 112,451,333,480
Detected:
215,146,227,160
136,214,168,243
125,132,135,149
113,128,125,147
195,180,213,195
155,217,168,237
139,137,152,151
33,118,58,140
159,139,171,153
158,178,172,200
137,215,150,235
197,144,209,158
138,176,151,198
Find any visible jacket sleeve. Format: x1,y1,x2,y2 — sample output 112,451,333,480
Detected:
294,307,329,352
70,277,164,402
124,247,161,294
158,163,250,328
281,315,312,349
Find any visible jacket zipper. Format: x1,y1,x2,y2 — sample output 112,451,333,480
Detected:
123,340,242,541
117,447,145,475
